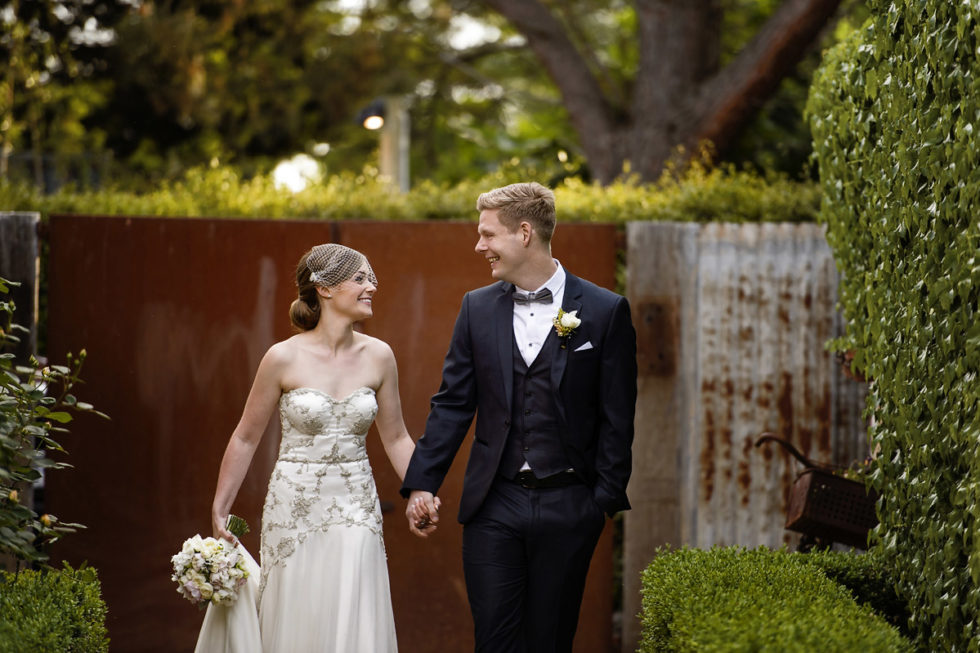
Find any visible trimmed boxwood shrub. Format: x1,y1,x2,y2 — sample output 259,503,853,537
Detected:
0,563,109,652
808,1,980,650
639,547,911,652
800,548,910,635
0,160,820,224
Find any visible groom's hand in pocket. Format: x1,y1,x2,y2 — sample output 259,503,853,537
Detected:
406,490,441,538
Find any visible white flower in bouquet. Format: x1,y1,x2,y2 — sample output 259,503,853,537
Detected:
171,515,251,609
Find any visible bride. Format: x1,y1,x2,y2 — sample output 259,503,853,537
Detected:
199,244,436,652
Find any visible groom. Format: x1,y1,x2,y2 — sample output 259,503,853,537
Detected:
401,182,637,652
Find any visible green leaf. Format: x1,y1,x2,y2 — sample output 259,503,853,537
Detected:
42,412,72,424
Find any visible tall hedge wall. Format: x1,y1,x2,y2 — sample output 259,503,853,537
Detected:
808,2,980,650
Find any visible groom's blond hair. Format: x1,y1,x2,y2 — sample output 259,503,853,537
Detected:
476,182,556,244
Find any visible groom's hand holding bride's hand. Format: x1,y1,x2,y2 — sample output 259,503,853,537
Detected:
406,490,441,538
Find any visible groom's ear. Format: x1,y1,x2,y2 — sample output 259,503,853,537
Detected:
520,221,533,246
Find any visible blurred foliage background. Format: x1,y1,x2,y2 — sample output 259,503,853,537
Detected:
1,0,867,195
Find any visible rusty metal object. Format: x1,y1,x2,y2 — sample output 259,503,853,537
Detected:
754,432,843,472
784,469,878,549
756,433,876,549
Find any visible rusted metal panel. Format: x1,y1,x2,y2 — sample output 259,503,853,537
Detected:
44,215,618,653
690,223,869,551
622,222,868,652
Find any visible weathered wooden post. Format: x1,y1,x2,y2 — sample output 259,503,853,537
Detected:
0,211,40,363
622,223,695,652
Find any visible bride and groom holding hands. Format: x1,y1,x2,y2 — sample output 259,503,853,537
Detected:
203,182,637,652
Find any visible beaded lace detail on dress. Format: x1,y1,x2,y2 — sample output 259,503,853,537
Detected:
259,386,381,596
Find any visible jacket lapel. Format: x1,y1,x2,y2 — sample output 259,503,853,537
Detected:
495,283,515,413
551,273,583,423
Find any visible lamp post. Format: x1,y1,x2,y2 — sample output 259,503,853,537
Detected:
358,96,410,192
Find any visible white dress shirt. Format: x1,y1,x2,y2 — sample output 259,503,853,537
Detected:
513,261,566,367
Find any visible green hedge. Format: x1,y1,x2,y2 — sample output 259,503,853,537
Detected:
800,548,910,634
0,161,819,224
0,563,109,652
808,1,980,650
639,547,911,652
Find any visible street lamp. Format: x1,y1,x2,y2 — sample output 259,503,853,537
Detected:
357,100,385,131
357,97,410,192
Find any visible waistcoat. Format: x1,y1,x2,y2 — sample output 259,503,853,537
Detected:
498,331,572,478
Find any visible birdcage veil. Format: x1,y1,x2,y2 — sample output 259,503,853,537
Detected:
306,244,377,288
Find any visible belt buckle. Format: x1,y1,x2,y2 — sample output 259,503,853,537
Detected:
516,471,537,488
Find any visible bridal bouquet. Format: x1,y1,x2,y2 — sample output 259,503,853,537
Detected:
172,515,251,609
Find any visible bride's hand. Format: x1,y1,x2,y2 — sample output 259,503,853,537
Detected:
212,512,238,546
406,491,441,538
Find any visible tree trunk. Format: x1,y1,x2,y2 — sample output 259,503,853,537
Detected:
482,0,844,184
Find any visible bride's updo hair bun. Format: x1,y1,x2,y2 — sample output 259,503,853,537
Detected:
290,250,322,331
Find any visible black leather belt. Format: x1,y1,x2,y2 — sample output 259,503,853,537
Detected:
511,470,582,489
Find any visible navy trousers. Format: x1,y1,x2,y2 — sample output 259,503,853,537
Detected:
462,475,606,653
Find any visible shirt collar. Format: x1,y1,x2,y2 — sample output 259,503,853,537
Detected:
515,259,565,296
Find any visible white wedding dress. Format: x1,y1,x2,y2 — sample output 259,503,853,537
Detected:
195,386,397,653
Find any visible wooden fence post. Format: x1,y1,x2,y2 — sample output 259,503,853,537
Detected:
622,222,696,652
0,212,41,363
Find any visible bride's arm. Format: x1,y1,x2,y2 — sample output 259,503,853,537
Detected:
211,344,287,542
373,342,417,482
373,340,442,535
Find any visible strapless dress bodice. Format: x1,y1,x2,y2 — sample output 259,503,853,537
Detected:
277,387,378,463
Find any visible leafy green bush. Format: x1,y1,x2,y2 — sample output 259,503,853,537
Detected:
0,563,108,652
808,1,980,650
0,160,819,224
639,547,911,652
0,279,106,565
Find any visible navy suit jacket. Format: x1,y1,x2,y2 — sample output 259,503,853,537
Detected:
401,271,637,523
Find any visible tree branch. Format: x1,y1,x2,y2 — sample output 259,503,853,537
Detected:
691,0,844,154
437,51,562,108
552,1,626,109
480,0,616,139
451,41,527,64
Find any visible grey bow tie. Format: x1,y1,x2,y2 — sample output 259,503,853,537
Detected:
513,288,553,305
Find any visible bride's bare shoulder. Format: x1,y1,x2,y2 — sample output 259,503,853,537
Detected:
264,336,304,366
356,333,395,359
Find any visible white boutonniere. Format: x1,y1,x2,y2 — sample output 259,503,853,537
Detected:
553,308,581,344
